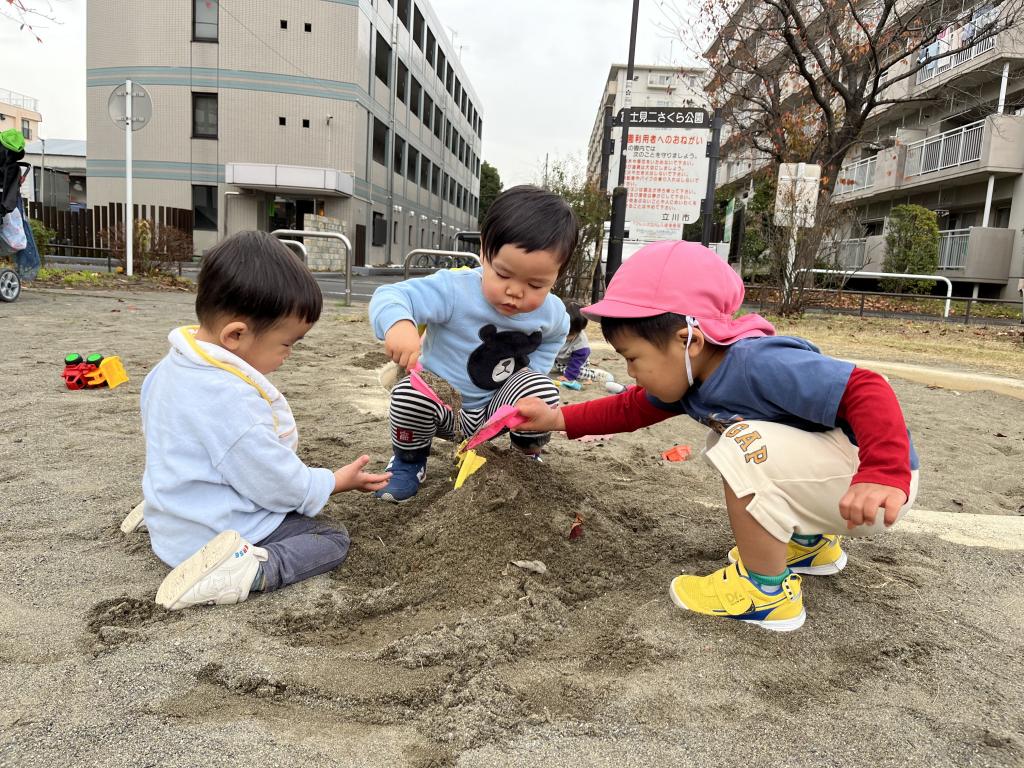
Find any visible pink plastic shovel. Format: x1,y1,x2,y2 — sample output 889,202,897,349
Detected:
408,361,451,410
461,405,528,453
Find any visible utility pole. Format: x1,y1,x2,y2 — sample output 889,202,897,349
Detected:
606,0,640,284
700,108,724,247
593,103,614,302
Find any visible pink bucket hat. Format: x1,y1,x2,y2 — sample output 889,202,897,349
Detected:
584,240,775,345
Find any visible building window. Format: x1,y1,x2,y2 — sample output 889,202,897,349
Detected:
280,19,287,29
413,7,425,49
192,93,218,139
446,64,454,94
372,118,388,166
431,164,440,195
304,22,311,32
407,146,419,182
397,0,410,28
393,135,405,173
302,118,310,128
433,106,442,140
193,0,217,41
436,50,446,82
278,116,286,126
396,60,408,104
192,185,217,230
454,79,462,106
410,76,422,120
420,155,430,189
21,119,31,140
375,32,391,86
426,28,436,67
372,211,387,246
423,94,433,130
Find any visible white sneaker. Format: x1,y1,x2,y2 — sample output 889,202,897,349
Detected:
120,501,147,533
155,530,268,610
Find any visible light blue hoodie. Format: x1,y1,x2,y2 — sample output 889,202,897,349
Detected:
369,268,569,410
140,327,335,567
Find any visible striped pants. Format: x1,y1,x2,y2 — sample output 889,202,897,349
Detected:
388,367,560,459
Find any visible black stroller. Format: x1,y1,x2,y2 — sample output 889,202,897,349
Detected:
0,129,31,302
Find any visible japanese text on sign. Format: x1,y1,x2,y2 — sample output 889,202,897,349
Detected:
616,107,709,127
624,129,710,241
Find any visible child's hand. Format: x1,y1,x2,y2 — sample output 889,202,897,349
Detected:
515,397,565,433
839,482,908,529
334,455,392,493
384,320,422,369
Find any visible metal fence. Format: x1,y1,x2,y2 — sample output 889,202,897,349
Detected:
750,284,1023,326
835,157,876,196
916,33,996,85
905,120,984,177
938,229,970,269
837,238,867,269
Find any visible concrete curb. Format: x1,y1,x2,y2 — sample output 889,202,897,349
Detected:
898,509,1024,550
848,358,1024,401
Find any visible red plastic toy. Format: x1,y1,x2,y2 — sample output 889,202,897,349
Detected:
661,444,693,462
62,353,102,390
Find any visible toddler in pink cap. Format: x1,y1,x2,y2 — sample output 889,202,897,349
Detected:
518,240,918,632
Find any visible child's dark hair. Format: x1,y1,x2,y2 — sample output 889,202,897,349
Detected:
195,230,323,335
601,313,690,349
480,185,579,275
565,301,589,335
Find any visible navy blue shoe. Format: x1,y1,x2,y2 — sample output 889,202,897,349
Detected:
375,454,428,503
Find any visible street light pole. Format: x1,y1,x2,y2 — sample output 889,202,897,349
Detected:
606,0,640,284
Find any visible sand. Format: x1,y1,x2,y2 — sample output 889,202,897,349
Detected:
1,287,1023,768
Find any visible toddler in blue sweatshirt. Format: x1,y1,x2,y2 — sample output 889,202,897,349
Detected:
369,185,578,501
138,231,390,610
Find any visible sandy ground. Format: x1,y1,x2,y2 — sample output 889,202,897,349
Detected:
2,287,1023,768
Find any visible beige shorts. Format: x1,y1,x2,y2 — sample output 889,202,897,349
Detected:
703,420,919,543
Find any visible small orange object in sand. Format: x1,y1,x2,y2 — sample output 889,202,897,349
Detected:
569,512,585,540
661,445,693,462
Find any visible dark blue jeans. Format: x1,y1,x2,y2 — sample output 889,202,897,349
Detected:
255,513,350,592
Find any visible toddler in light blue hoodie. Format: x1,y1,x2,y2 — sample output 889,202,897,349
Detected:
136,231,390,610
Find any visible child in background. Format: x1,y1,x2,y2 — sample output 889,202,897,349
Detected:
517,241,918,632
369,185,577,502
551,301,619,390
139,231,390,610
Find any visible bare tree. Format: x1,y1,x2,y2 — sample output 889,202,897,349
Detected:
660,0,1024,310
1,0,60,41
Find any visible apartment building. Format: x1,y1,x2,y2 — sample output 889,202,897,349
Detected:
86,0,483,267
710,3,1024,300
0,89,41,143
586,63,708,193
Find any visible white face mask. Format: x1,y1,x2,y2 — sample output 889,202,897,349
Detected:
684,316,698,387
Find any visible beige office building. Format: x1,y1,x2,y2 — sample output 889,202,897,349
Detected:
87,0,483,267
0,89,41,143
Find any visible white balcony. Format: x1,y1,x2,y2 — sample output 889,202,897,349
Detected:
835,157,877,196
916,34,996,85
836,238,868,269
905,121,985,178
938,229,971,269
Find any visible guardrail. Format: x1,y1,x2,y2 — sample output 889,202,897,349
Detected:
938,228,970,269
835,157,876,196
402,248,481,280
905,120,984,177
916,34,996,85
797,268,953,317
271,229,353,305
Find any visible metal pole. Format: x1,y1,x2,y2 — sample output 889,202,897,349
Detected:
701,108,724,246
39,137,45,206
125,79,134,276
606,0,640,284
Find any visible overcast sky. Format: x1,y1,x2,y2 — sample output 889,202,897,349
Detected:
1,0,699,185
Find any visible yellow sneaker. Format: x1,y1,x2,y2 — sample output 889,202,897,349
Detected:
727,535,847,576
669,562,805,632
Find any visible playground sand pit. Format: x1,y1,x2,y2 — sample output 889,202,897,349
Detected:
2,288,1023,768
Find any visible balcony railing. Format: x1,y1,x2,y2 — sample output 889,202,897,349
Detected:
916,34,996,85
837,238,867,269
835,156,877,195
938,228,970,269
904,120,984,178
0,88,38,112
